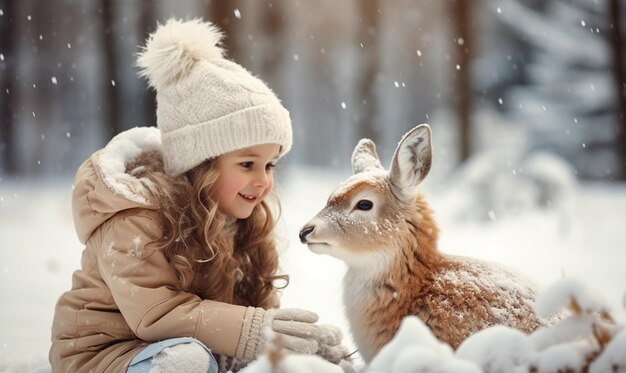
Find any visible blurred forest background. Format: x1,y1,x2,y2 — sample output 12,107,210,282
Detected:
0,0,625,181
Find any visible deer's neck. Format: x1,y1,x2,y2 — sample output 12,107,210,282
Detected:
343,244,439,309
342,245,442,362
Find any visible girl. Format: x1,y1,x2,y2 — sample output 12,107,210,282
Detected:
49,19,346,373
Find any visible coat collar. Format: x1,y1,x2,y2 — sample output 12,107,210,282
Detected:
95,127,162,205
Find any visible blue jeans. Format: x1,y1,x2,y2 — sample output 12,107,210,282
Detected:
127,337,218,373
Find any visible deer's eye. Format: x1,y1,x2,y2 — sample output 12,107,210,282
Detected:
356,199,373,211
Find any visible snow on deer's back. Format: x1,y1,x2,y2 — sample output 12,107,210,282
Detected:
299,124,549,363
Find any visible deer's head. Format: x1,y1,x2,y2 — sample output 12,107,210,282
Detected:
300,124,433,268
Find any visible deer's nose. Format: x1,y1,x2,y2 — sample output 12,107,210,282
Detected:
299,226,315,243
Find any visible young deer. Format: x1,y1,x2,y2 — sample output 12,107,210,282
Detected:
299,124,547,363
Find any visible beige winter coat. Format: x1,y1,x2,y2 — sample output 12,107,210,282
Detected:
50,127,277,372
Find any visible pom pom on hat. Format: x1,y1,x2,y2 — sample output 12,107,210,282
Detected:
137,18,225,89
136,18,293,177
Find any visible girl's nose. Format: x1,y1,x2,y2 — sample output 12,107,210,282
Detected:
253,170,270,188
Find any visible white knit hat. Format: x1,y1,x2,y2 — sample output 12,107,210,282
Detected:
137,18,292,177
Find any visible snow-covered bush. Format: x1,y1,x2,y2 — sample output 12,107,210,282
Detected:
456,326,533,373
366,317,480,373
524,278,624,373
439,149,577,224
589,329,626,373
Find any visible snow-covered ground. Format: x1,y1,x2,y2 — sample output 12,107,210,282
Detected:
1,165,625,372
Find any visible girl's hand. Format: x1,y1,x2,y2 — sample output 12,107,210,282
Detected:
235,307,347,363
315,324,351,364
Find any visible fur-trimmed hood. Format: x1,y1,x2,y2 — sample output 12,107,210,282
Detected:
72,127,162,243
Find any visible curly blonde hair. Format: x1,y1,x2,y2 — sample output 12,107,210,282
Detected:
127,151,288,309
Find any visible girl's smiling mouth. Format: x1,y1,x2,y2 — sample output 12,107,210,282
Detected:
238,193,258,203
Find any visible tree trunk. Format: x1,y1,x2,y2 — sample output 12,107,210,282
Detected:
260,2,284,87
609,0,626,179
207,0,239,61
138,2,156,127
101,0,121,137
0,0,17,175
450,0,473,163
357,0,381,142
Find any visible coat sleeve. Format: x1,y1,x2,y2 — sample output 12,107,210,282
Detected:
94,210,247,357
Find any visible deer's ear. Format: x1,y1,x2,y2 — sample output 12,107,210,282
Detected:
352,138,383,174
389,124,432,203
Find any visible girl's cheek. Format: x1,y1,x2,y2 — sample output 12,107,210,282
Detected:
261,179,274,200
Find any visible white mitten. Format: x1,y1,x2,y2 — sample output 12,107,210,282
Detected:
235,307,321,360
316,324,351,364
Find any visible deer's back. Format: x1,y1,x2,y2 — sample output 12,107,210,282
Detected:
411,255,543,348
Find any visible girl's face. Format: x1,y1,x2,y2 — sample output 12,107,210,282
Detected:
214,143,281,219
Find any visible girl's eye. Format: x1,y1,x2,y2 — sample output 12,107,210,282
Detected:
265,163,276,171
240,162,253,169
356,199,373,211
